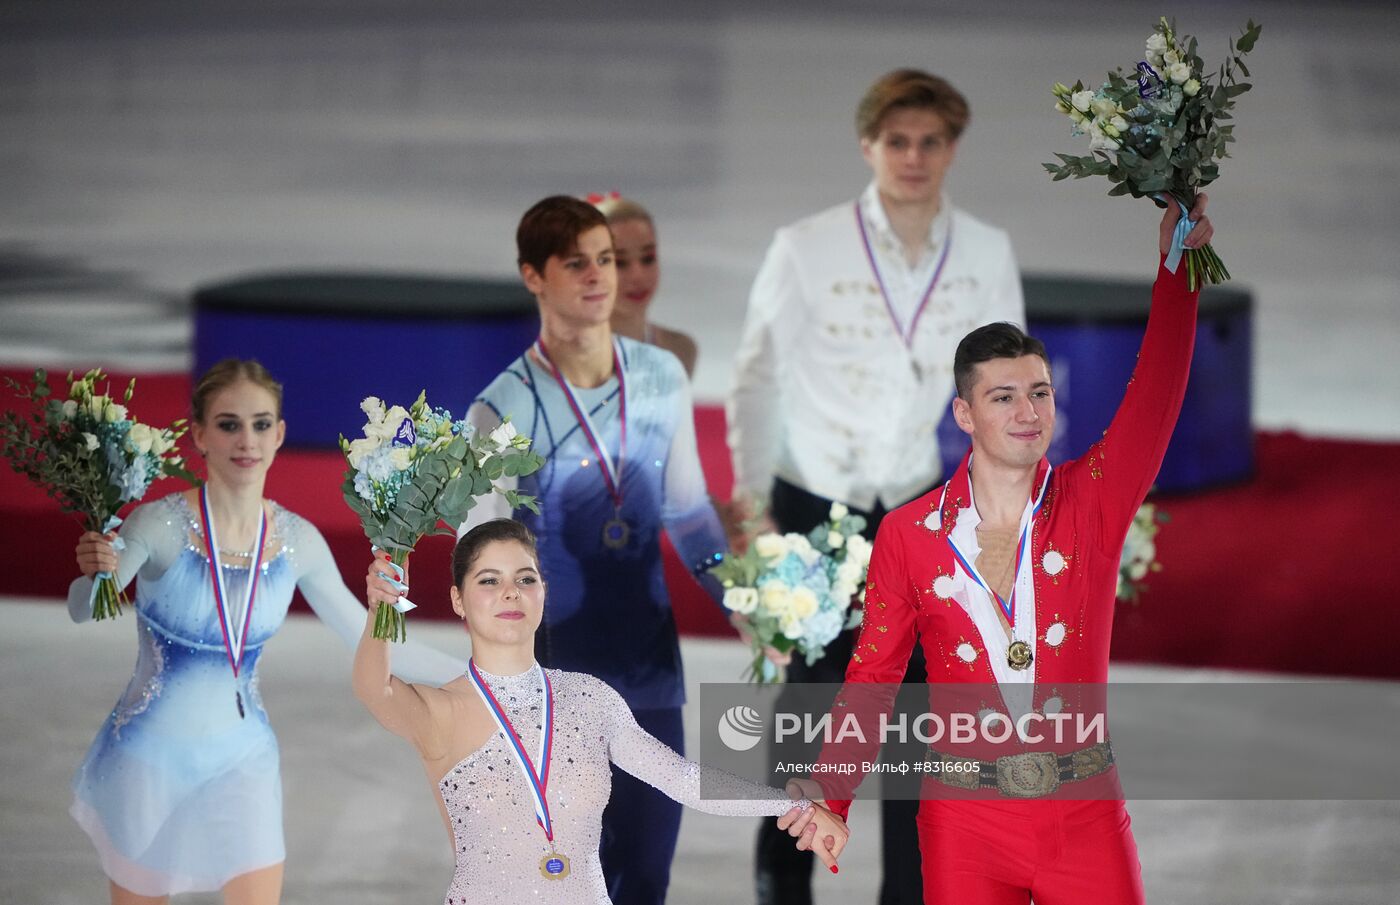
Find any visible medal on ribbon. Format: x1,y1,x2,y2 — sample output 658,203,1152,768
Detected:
466,661,569,879
533,336,630,552
198,486,267,718
855,202,955,382
943,464,1052,672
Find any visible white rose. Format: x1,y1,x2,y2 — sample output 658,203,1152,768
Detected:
1070,90,1094,113
85,395,107,418
828,502,848,520
152,431,176,456
827,531,845,549
61,400,78,418
1129,561,1149,580
845,535,871,564
836,559,862,587
1110,115,1130,133
754,533,787,560
389,447,413,471
1163,49,1181,66
82,432,99,452
1145,33,1169,57
363,414,399,445
1183,78,1201,97
360,396,386,420
724,586,759,615
1168,62,1191,84
347,436,380,469
759,585,793,617
104,402,128,423
490,421,519,448
1088,122,1120,151
779,613,805,640
832,580,857,603
126,423,155,455
790,587,819,620
1090,97,1117,119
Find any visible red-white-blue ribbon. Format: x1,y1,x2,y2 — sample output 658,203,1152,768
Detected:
532,335,627,510
467,661,556,841
943,463,1052,627
198,486,267,677
855,202,955,349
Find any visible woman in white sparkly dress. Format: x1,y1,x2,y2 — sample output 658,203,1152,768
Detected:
354,518,850,903
69,360,464,905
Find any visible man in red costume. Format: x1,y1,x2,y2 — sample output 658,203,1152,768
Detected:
791,198,1215,901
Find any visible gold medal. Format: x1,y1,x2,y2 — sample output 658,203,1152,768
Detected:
540,852,570,879
1007,640,1034,671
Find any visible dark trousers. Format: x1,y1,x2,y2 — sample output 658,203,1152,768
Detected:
601,706,685,905
753,478,927,905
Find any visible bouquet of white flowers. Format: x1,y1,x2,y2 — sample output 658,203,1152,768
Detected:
341,393,543,641
1118,502,1169,603
712,503,873,683
1,368,194,619
1045,17,1261,289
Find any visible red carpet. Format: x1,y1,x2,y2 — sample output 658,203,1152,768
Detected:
4,367,1397,679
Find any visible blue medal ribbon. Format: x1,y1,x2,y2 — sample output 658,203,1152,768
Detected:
466,661,556,842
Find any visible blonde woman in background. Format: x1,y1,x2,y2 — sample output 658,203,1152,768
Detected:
593,193,699,378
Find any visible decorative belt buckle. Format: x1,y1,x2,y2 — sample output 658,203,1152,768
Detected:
995,751,1060,798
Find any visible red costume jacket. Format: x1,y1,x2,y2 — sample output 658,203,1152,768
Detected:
820,257,1199,818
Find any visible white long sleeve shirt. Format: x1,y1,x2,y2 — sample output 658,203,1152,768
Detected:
727,184,1024,510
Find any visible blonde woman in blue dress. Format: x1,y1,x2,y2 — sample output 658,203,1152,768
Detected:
354,518,850,903
70,359,463,905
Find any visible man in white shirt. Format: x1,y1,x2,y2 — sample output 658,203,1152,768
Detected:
726,68,1024,905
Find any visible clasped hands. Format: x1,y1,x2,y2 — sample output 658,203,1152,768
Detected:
777,778,850,873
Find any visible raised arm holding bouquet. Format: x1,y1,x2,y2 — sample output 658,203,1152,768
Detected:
341,392,543,641
1,368,194,620
1046,16,1260,289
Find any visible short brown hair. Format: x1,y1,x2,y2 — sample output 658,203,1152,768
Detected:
516,195,609,274
953,323,1050,399
855,69,970,141
192,359,284,423
452,518,540,590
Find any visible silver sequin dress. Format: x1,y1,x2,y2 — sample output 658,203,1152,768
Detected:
64,493,465,897
442,665,807,904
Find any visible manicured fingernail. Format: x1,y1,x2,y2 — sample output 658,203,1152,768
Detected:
830,865,839,874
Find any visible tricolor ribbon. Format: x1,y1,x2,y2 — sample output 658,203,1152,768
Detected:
467,661,556,842
942,463,1052,627
532,335,627,510
198,486,266,677
855,202,955,349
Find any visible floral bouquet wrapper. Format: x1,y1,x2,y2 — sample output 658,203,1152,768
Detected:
712,503,873,683
341,394,542,641
0,369,195,620
1045,17,1261,290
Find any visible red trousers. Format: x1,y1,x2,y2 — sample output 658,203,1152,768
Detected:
916,799,1144,904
